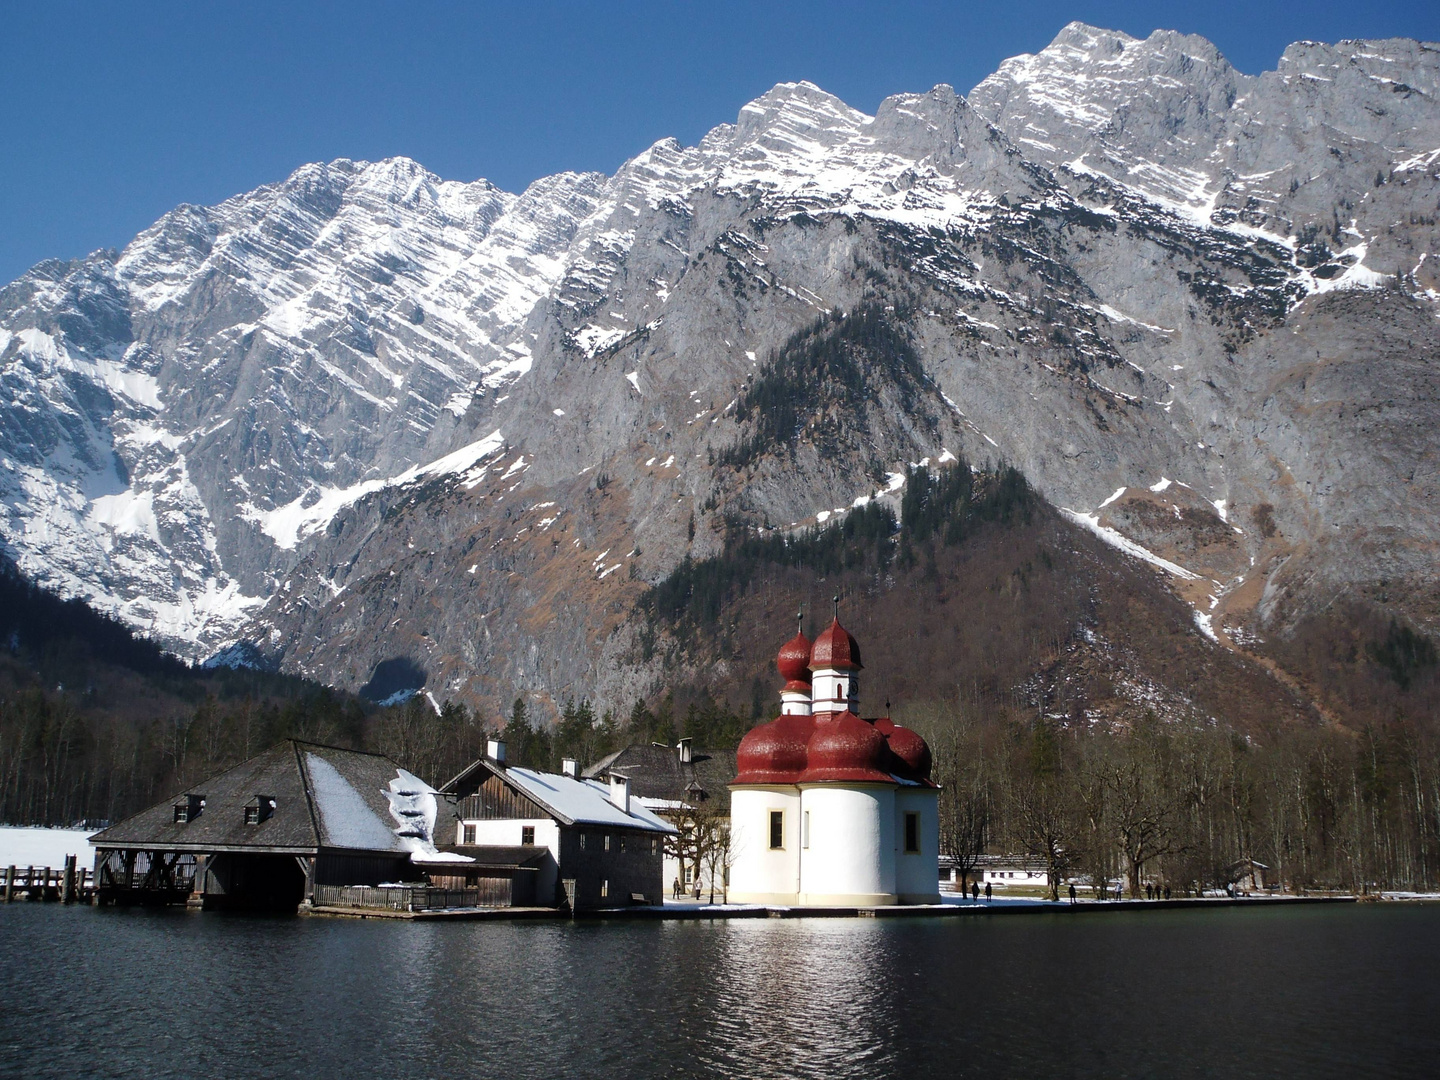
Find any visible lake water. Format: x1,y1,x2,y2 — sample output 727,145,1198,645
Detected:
2,903,1437,1078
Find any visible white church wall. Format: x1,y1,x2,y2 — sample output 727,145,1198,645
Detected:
727,787,800,903
798,785,896,904
894,788,941,903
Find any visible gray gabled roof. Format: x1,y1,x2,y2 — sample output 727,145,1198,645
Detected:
90,741,414,856
504,767,676,833
440,758,676,834
584,744,738,813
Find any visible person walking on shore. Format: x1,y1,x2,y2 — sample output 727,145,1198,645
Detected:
672,877,681,901
1069,883,1077,904
984,882,992,902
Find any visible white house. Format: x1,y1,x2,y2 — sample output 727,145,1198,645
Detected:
437,741,677,910
727,613,940,906
975,855,1049,888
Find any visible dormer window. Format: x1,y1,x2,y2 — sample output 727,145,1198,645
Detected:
244,795,276,825
173,794,205,823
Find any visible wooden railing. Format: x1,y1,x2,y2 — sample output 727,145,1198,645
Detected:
3,862,95,902
312,883,508,911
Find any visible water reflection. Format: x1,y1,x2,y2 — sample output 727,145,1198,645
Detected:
2,905,1438,1079
660,921,894,1077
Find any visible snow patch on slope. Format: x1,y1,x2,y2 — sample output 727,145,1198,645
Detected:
1061,508,1200,581
244,430,505,549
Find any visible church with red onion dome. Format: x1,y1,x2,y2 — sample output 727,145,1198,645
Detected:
728,604,940,906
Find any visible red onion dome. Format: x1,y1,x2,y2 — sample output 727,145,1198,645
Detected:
884,724,933,781
777,631,813,685
799,711,892,783
810,617,862,671
734,713,815,785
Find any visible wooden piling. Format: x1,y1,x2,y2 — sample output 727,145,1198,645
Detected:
3,866,12,902
62,855,76,903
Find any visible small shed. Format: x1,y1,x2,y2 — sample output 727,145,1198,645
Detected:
1225,858,1270,892
89,741,427,911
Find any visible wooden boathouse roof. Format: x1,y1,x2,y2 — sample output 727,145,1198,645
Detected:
89,741,414,856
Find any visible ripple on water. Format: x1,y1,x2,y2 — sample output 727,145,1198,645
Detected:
1,904,1439,1079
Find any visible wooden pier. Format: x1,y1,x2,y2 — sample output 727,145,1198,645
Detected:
2,856,97,903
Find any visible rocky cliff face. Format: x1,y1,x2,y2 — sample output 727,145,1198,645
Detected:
2,24,1437,720
0,158,604,647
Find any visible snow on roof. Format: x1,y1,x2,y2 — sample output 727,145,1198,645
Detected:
637,796,687,812
384,767,474,863
305,752,408,852
504,768,678,833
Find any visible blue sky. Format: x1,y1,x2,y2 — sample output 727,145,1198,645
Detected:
2,1,1436,284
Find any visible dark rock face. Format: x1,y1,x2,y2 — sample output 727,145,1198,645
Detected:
2,26,1438,719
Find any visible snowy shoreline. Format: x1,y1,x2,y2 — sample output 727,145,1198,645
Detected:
0,826,96,869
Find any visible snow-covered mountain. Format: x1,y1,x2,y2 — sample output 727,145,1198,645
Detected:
1,158,604,647
2,24,1437,718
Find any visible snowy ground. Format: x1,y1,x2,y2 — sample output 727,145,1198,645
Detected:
939,893,1050,907
656,894,1052,911
0,827,97,869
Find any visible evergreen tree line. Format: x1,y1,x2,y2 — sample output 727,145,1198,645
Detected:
0,681,758,826
717,303,930,471
0,685,371,825
643,459,1034,634
496,693,754,773
920,706,1440,897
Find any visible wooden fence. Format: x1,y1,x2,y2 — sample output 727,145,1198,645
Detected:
312,881,512,911
3,858,96,903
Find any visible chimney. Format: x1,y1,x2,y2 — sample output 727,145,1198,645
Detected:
487,739,507,766
677,738,693,765
608,775,631,815
562,758,578,778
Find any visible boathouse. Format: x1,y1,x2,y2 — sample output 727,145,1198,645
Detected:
437,740,677,910
89,741,436,911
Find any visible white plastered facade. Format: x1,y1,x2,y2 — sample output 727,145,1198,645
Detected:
456,817,561,909
728,787,802,904
728,632,941,907
729,782,939,906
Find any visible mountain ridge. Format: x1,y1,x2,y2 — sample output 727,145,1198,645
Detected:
2,24,1437,726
